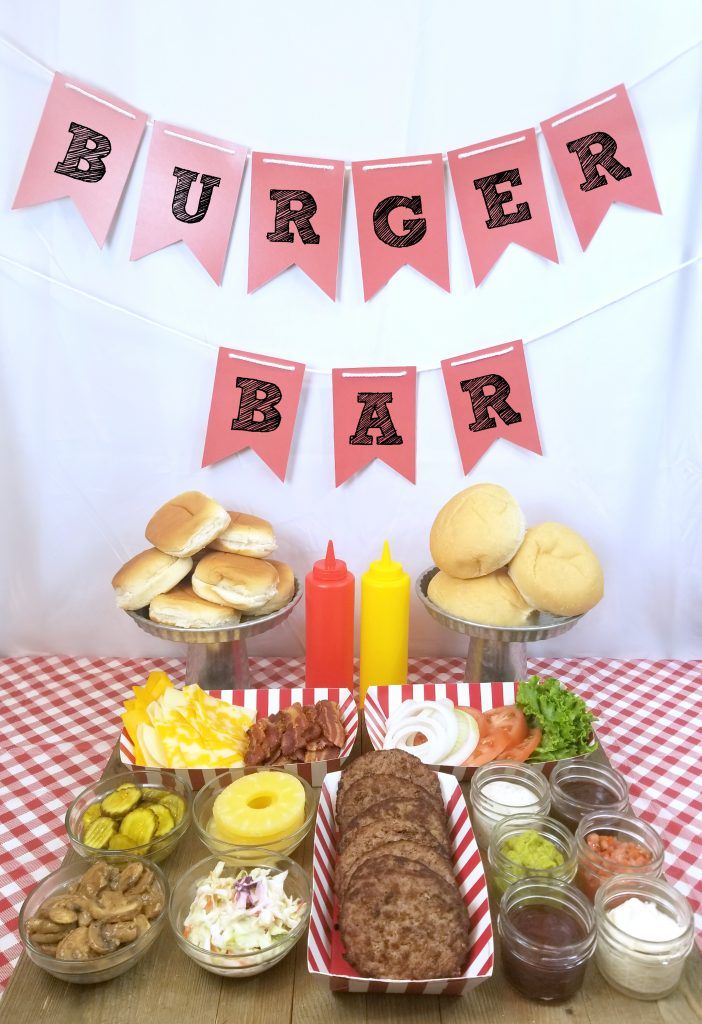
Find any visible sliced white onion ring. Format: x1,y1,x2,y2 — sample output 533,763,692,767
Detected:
385,719,448,764
442,710,480,765
383,698,459,763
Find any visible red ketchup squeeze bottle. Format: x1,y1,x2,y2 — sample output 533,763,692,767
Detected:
305,541,355,687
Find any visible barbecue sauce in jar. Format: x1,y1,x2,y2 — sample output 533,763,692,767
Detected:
498,879,596,1003
549,762,629,831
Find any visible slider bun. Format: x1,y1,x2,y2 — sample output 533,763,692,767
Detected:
192,552,279,611
430,484,525,579
508,522,604,617
255,561,295,615
148,584,241,629
112,548,192,611
209,511,276,557
427,568,536,627
145,491,231,558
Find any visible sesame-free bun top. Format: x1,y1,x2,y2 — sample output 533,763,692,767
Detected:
209,511,276,557
111,548,192,611
145,491,231,558
192,552,279,611
148,584,241,629
429,484,525,579
255,561,295,615
508,522,604,617
427,568,535,627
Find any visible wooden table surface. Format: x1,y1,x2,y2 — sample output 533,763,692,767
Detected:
2,730,700,1024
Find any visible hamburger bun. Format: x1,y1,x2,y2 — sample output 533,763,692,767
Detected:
192,552,279,611
145,491,230,558
112,548,192,610
508,522,604,617
427,568,535,626
148,584,241,629
209,511,276,557
255,560,295,615
430,484,525,578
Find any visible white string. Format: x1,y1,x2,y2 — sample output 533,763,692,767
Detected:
0,250,699,373
549,92,618,129
0,32,699,168
450,347,514,366
227,352,298,372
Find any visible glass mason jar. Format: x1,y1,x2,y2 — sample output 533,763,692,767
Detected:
594,874,694,1000
575,811,664,902
470,761,551,849
488,813,577,898
549,761,629,832
498,877,596,1003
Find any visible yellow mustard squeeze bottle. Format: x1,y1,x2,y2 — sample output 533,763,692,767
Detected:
359,541,410,705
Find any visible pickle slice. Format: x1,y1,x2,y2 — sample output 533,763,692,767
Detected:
116,782,141,792
141,788,171,803
108,833,135,851
159,793,186,826
81,802,103,831
101,787,142,819
119,807,157,846
83,816,118,849
149,804,175,837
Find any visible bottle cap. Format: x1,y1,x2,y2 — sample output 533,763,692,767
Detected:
312,540,348,582
368,540,403,580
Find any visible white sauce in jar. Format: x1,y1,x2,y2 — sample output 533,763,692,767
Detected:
607,898,685,942
481,781,540,809
470,779,544,848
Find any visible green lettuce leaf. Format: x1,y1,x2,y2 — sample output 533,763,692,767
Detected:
516,676,598,762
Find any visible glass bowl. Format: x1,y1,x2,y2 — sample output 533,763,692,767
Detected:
65,770,192,864
169,852,310,976
19,856,167,983
193,767,317,859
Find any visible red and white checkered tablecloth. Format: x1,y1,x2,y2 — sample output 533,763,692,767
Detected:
0,654,700,995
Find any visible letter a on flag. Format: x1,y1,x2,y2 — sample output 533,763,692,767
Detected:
202,347,305,481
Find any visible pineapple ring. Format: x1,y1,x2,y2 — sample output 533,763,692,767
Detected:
212,772,306,844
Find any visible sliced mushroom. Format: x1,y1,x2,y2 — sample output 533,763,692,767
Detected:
42,894,90,925
76,860,112,898
134,913,151,937
55,926,95,961
27,918,67,936
87,891,142,922
124,867,153,896
37,942,60,957
30,930,65,945
115,862,144,893
140,882,164,920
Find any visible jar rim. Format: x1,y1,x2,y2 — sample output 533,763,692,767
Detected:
594,874,694,951
471,763,551,814
549,761,629,812
575,811,665,868
499,878,596,957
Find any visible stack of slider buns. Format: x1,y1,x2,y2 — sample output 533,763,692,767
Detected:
428,484,604,624
112,491,295,628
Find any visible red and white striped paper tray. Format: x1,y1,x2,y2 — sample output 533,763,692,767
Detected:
119,687,358,789
364,681,591,781
307,769,494,994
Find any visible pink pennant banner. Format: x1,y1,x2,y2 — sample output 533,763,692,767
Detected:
248,152,345,299
332,366,417,486
448,128,558,285
202,347,305,481
541,84,661,250
441,341,541,475
13,73,147,247
351,154,449,301
130,121,247,284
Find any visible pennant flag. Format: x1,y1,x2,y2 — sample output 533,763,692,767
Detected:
13,72,147,247
332,366,417,486
202,347,305,481
441,341,541,475
541,85,660,250
351,154,449,300
447,128,558,285
130,122,247,284
248,152,345,299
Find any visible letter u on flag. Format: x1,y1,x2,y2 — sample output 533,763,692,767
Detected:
351,154,450,300
332,366,417,486
441,341,541,475
131,122,247,284
541,85,660,249
13,73,147,246
202,347,305,481
448,128,558,285
248,153,345,299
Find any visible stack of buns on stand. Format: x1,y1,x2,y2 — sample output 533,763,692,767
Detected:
418,484,604,683
111,492,300,689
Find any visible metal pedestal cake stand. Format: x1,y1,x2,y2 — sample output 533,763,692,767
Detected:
125,578,302,690
417,566,583,683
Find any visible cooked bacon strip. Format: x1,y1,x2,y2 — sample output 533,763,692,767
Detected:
244,700,346,766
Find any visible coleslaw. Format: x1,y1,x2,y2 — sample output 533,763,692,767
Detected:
183,861,306,955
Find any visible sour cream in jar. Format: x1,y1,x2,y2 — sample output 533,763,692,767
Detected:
470,762,550,849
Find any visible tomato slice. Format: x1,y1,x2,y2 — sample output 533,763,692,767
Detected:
456,706,489,738
484,706,529,747
501,727,543,762
462,727,511,766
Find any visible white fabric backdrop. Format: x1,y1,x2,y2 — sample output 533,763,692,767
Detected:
0,0,701,662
